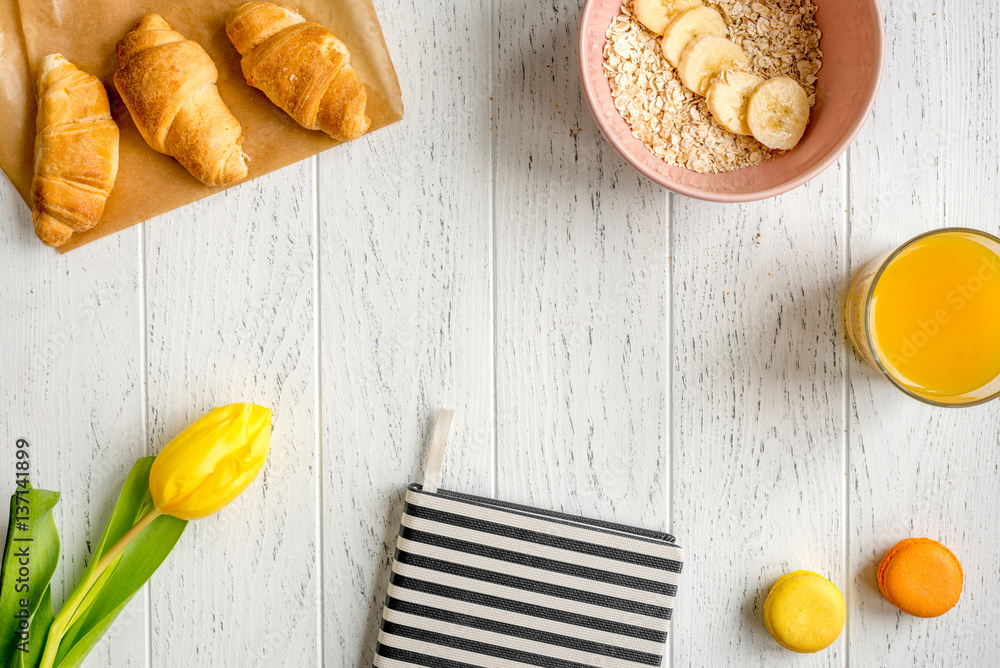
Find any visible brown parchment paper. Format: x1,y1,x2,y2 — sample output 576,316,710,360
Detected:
0,0,403,253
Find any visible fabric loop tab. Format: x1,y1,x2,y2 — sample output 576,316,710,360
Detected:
422,407,454,494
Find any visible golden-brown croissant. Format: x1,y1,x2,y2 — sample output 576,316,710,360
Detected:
32,54,120,248
226,2,371,142
114,14,248,186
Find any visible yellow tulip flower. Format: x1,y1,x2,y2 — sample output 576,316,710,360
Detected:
149,403,272,520
40,403,273,668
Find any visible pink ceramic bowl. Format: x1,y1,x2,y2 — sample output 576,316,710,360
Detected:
579,0,884,202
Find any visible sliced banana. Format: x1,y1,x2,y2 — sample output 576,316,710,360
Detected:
632,0,704,36
676,35,749,97
746,75,810,150
660,6,727,67
705,70,764,135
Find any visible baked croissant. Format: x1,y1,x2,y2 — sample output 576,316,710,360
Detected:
114,14,248,186
32,54,120,247
226,2,371,142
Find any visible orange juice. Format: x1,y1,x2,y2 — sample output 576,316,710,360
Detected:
846,229,1000,405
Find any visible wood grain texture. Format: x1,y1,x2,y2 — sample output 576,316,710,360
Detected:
143,162,320,667
318,0,494,663
492,0,669,543
0,179,149,667
670,166,848,667
847,0,1000,664
0,0,999,665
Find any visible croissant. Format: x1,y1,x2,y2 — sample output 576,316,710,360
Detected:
226,2,371,142
114,14,248,186
32,54,120,247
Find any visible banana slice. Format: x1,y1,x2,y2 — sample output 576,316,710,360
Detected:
676,35,749,97
632,0,704,36
746,75,810,150
705,70,764,135
660,7,727,67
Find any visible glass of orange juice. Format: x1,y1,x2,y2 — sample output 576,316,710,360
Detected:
846,228,1000,406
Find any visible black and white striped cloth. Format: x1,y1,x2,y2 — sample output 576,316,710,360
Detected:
374,484,684,667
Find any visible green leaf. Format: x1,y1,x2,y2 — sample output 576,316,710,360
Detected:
54,514,186,668
52,461,187,668
55,458,155,647
13,586,53,668
0,483,60,668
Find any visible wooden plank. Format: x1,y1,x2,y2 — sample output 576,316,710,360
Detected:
0,1,997,666
318,0,494,663
143,163,320,666
847,0,1000,664
0,180,148,666
671,165,848,665
492,0,670,552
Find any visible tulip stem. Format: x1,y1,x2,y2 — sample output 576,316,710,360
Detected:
39,508,162,668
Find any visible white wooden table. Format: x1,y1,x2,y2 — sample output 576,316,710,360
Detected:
2,0,998,665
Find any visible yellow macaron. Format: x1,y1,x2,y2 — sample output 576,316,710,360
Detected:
764,570,846,653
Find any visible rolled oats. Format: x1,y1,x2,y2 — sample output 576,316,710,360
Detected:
603,0,823,173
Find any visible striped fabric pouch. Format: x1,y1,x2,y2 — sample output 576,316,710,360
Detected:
374,410,684,667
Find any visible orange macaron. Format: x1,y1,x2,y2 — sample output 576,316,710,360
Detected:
877,538,963,618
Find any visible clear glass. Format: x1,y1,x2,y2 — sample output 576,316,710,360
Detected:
845,228,1000,407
